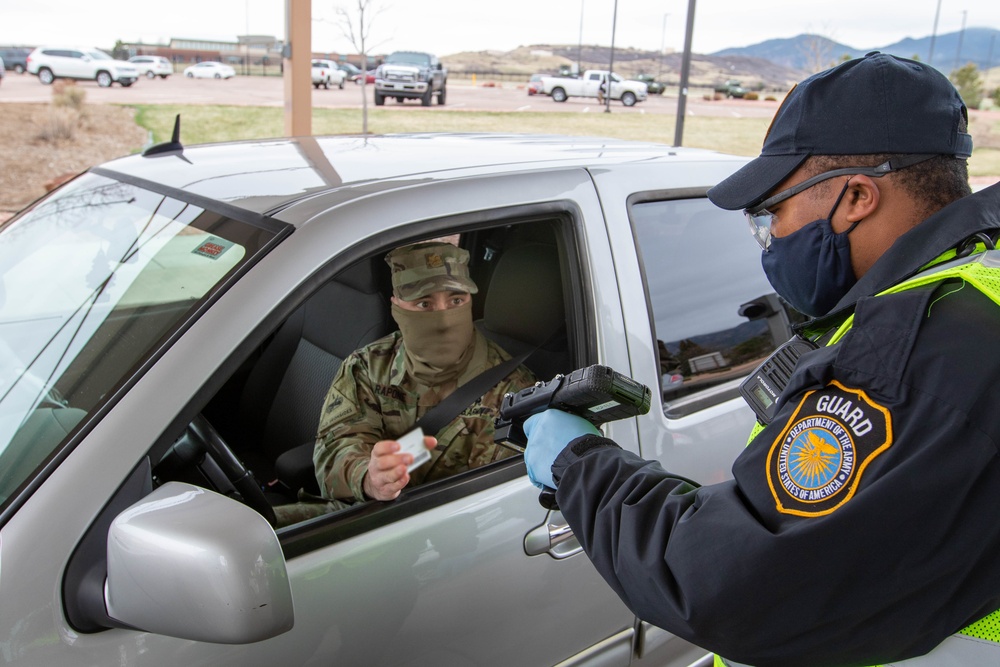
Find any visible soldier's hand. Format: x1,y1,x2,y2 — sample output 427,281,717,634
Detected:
362,436,436,501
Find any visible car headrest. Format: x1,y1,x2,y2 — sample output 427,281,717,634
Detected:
481,243,564,347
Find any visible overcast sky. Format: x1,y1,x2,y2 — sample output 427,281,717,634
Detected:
1,0,996,57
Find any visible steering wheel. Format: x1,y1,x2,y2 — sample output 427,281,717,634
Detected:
161,414,277,527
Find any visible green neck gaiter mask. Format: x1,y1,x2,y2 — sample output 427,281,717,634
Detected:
391,301,476,386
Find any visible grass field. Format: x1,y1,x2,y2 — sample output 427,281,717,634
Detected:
133,104,770,159
132,104,1000,178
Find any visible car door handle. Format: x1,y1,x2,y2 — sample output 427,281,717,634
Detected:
523,510,583,559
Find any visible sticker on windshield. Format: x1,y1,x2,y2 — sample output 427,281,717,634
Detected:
192,236,234,260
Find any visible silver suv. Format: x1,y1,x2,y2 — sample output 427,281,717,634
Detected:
26,46,138,87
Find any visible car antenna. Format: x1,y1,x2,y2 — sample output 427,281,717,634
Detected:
142,114,189,162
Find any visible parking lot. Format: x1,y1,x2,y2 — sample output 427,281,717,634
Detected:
0,70,781,118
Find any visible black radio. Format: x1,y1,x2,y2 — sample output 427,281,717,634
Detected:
739,336,817,424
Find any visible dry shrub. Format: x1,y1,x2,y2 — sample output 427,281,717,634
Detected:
36,106,80,142
52,80,87,112
743,91,759,101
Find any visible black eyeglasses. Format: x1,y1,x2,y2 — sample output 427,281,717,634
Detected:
744,154,937,250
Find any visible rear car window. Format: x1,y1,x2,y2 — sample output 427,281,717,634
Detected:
631,198,801,414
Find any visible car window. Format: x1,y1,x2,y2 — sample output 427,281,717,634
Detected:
186,215,580,541
0,173,284,511
630,198,801,416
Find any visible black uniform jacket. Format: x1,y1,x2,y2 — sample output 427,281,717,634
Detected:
552,183,1000,667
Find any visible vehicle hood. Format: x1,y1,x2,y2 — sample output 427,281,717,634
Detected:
381,64,421,73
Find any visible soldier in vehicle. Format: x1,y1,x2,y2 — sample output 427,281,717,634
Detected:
315,240,537,501
274,241,536,525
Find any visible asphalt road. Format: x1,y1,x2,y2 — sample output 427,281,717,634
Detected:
0,71,780,119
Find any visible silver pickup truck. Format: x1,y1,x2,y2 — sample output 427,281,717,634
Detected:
0,133,799,667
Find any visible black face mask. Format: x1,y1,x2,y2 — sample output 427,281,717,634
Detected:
761,180,861,317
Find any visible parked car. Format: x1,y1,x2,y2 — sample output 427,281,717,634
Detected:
363,69,376,84
636,74,666,95
183,61,235,79
0,57,4,85
374,50,446,106
713,79,747,98
26,46,138,87
337,61,363,83
129,55,173,79
541,70,648,106
527,73,545,95
311,59,347,89
0,132,799,667
0,47,31,74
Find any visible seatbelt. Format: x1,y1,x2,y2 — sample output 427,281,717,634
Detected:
415,349,531,436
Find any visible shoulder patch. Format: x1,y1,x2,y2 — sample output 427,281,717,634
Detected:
766,380,892,517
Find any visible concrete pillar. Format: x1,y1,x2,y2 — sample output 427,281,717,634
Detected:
283,0,311,137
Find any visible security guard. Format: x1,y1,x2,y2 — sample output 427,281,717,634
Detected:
523,53,1000,666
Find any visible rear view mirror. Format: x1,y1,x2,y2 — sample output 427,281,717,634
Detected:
105,482,294,644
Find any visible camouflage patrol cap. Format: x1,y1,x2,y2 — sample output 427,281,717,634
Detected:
385,241,479,301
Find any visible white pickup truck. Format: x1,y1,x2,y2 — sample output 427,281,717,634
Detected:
541,69,648,106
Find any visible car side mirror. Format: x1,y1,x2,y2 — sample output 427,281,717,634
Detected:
104,482,294,644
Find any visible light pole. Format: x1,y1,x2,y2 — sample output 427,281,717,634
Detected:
245,0,250,76
928,0,941,67
674,0,696,146
577,0,585,76
658,13,669,79
954,9,968,70
606,0,618,113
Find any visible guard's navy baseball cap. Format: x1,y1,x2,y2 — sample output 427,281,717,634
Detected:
707,52,973,211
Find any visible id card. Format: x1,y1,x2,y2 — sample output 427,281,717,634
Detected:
397,427,430,472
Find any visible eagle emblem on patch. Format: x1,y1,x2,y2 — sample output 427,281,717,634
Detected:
766,380,892,517
423,253,445,269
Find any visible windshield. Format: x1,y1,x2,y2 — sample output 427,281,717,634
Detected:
386,52,431,66
0,173,280,509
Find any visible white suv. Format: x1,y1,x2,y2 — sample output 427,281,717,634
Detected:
128,55,172,79
27,47,138,87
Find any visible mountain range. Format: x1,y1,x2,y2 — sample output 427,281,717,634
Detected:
714,27,1000,73
444,27,999,92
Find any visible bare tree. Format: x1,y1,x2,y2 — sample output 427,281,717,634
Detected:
335,0,389,134
798,34,835,74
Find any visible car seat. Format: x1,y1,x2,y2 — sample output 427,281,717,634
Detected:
237,258,391,492
476,242,570,381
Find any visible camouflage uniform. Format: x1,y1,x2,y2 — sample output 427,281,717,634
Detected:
314,329,536,501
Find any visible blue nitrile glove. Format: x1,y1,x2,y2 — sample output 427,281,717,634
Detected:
523,409,601,490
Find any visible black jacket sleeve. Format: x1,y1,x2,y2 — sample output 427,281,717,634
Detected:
552,284,1000,667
